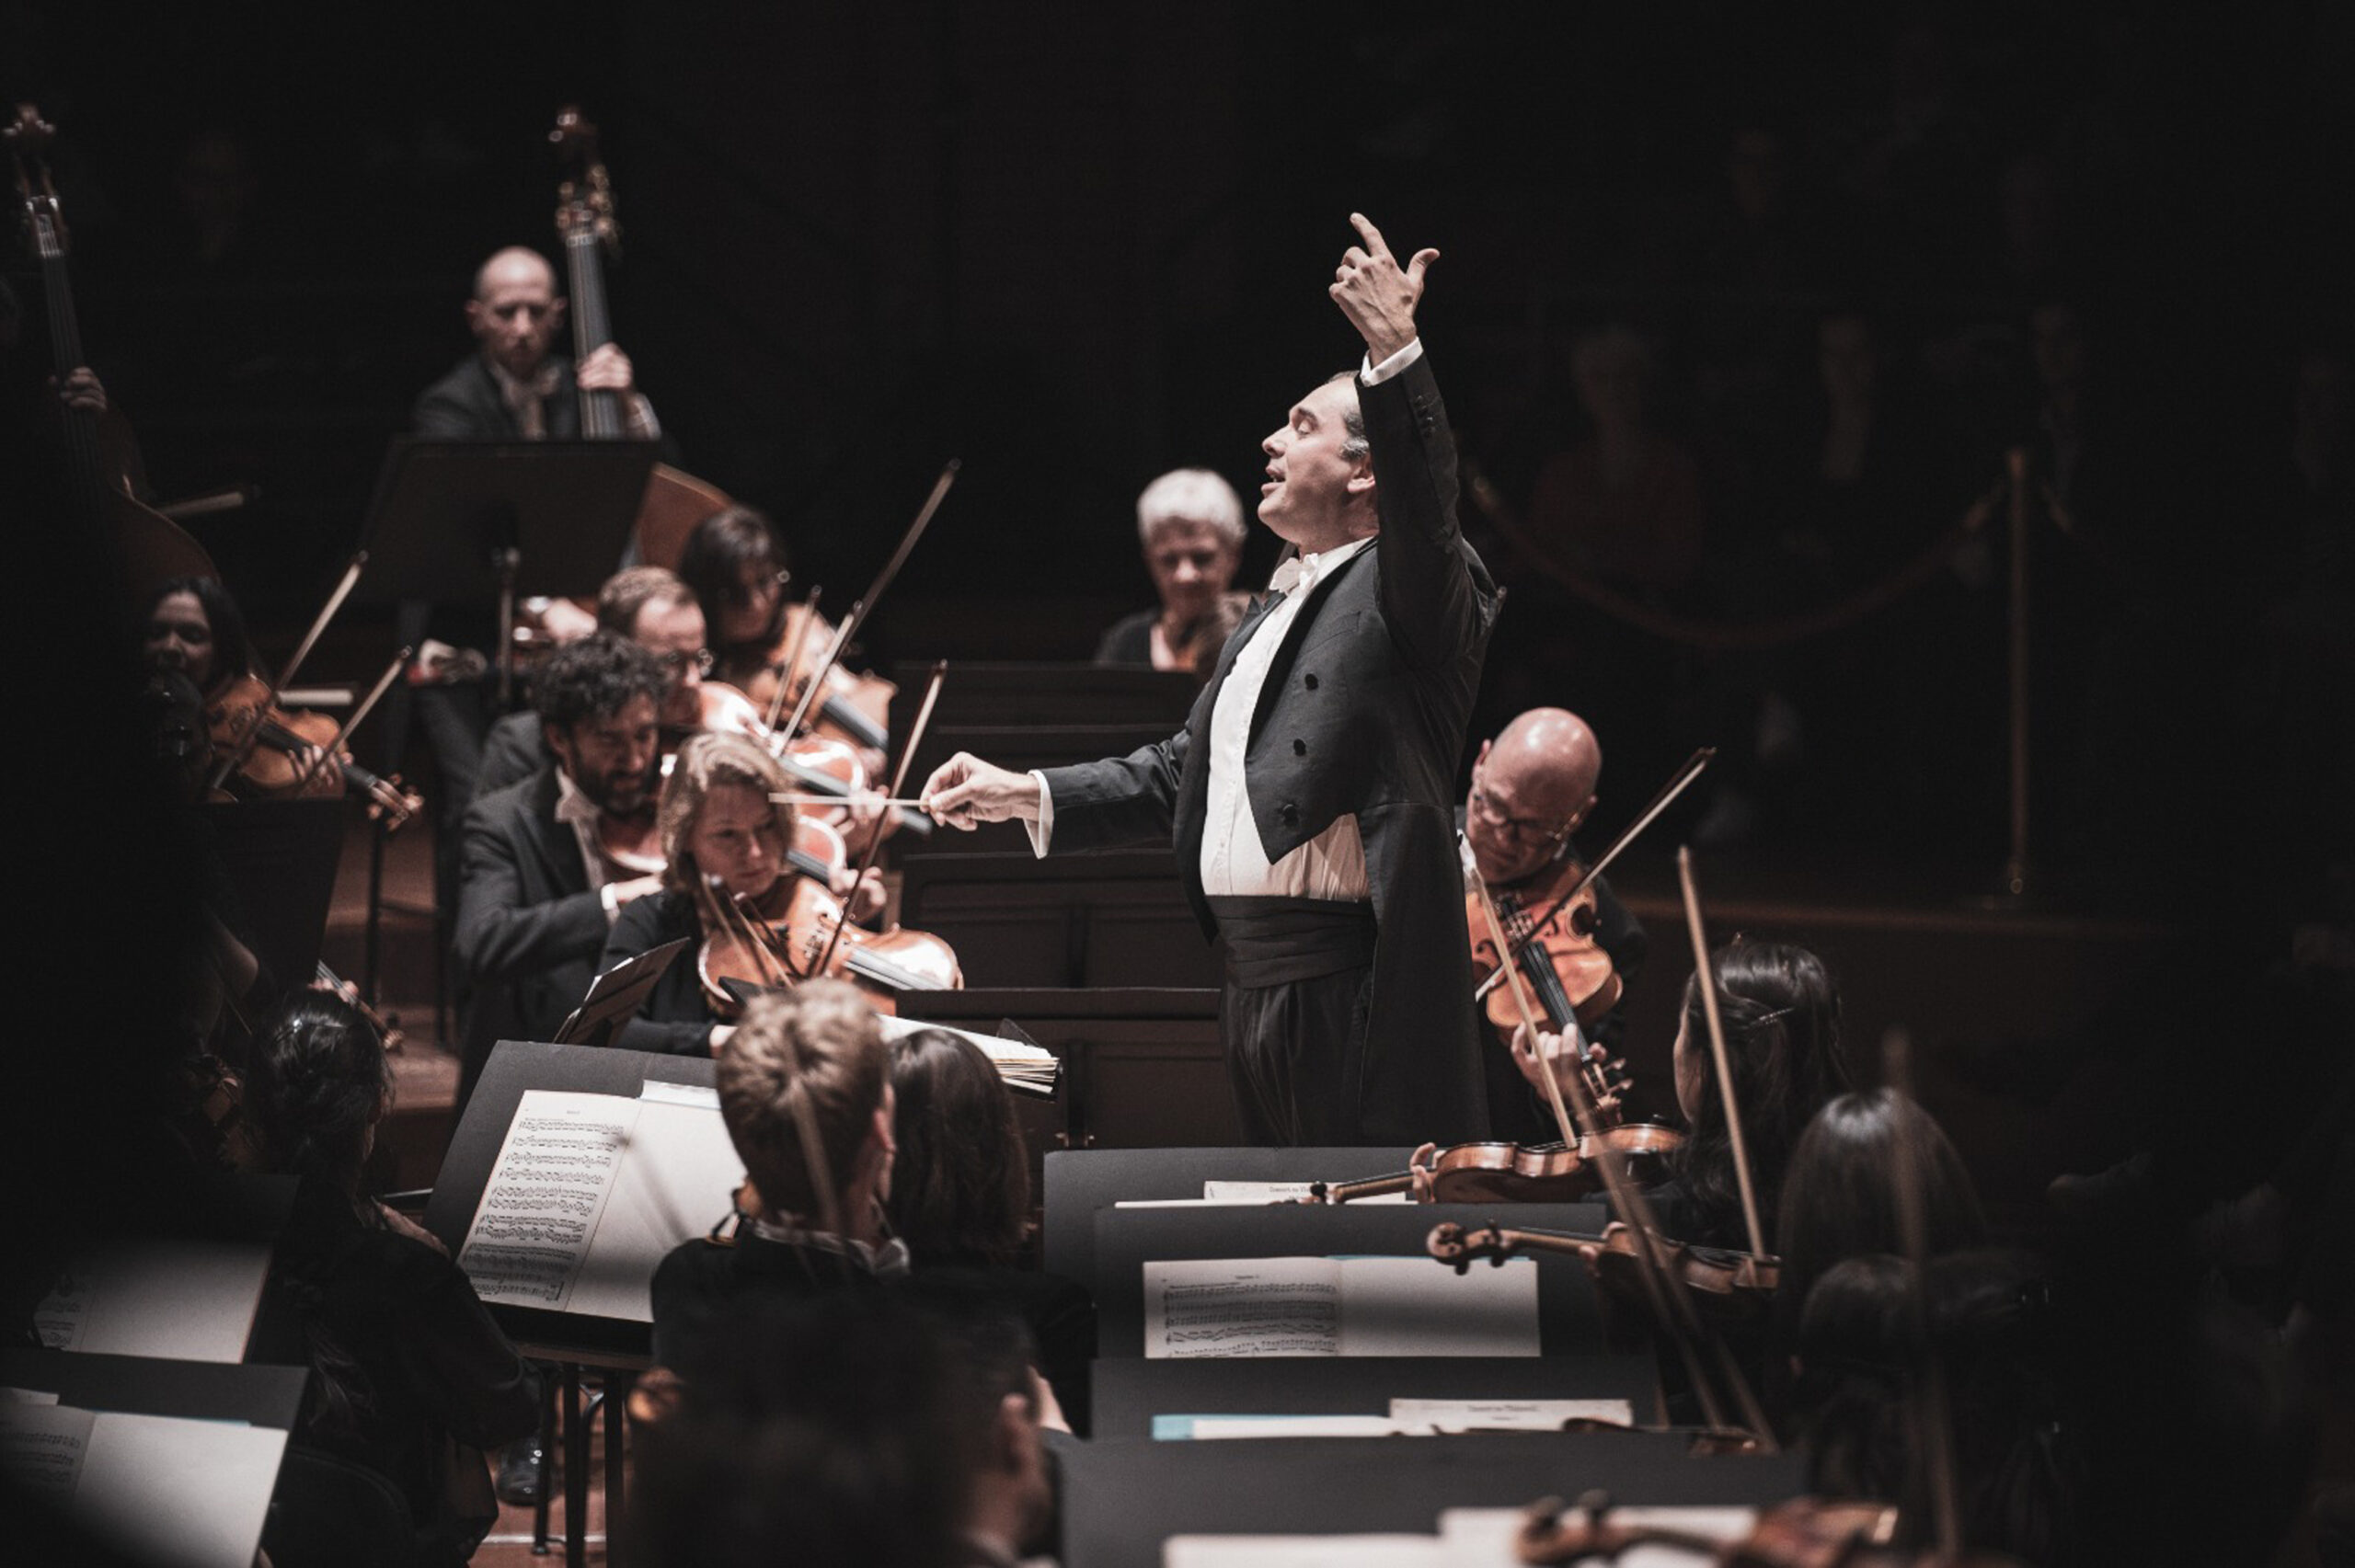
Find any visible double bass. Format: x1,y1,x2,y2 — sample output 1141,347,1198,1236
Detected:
8,104,217,605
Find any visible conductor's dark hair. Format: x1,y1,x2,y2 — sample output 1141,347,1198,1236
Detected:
1775,1089,1988,1353
887,1028,1030,1267
1668,939,1851,1251
677,506,789,619
144,575,254,689
628,1292,971,1568
534,630,667,736
1320,370,1371,461
246,990,390,1202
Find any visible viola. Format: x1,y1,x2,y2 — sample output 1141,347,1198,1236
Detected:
1428,1219,1779,1328
203,673,420,827
729,600,896,755
1305,1126,1683,1206
1470,855,1622,1034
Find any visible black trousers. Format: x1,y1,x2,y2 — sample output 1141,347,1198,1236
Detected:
1211,897,1378,1147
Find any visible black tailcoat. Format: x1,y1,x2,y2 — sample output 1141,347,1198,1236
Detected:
1040,352,1500,1142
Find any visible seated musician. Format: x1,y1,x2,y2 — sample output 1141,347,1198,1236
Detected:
592,731,884,1055
649,981,907,1368
1094,467,1246,670
1461,706,1647,1142
675,505,793,693
629,1291,1054,1568
889,1026,1097,1425
242,991,539,1564
475,565,708,799
452,632,667,1105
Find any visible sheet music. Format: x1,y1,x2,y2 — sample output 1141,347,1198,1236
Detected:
1202,1181,1408,1204
32,1240,271,1363
1143,1256,1540,1357
1146,1259,1345,1356
1386,1396,1632,1431
1164,1536,1451,1567
0,1399,92,1505
458,1090,635,1310
0,1403,286,1568
1437,1506,1756,1567
564,1099,745,1322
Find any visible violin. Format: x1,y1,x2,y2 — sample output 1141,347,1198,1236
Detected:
203,673,421,828
1429,1219,1779,1328
1514,1491,2017,1566
1305,1126,1683,1206
685,680,899,857
1470,855,1623,1035
693,874,962,1020
730,599,896,755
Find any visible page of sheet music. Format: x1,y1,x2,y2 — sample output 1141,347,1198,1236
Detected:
1200,1181,1408,1204
1145,1258,1345,1357
1163,1534,1452,1567
1437,1506,1757,1567
0,1399,93,1505
76,1412,288,1568
32,1240,272,1363
458,1090,637,1310
1336,1255,1540,1356
564,1096,747,1323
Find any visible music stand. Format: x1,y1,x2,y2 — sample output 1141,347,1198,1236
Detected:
551,938,689,1050
353,438,657,703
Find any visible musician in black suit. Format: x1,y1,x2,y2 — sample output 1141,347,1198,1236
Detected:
451,633,668,1105
924,215,1501,1145
412,246,656,442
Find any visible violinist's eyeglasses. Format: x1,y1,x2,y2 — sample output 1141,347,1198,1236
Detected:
1469,786,1572,844
654,648,716,679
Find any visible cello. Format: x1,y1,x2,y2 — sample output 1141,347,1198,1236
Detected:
8,104,218,606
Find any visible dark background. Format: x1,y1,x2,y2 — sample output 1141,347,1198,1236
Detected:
6,1,2351,886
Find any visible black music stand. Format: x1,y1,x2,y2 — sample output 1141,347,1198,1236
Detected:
354,438,656,607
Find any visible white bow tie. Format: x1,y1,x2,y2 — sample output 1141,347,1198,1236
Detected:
1269,552,1324,595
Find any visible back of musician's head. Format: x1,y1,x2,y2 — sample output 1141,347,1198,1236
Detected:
1775,1089,1987,1337
596,565,695,639
659,731,797,898
246,990,390,1200
534,629,667,735
627,1290,970,1568
716,981,889,1229
678,506,789,613
888,1028,1030,1267
1671,938,1851,1248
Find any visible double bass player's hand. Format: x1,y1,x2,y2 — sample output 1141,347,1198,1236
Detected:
577,342,636,394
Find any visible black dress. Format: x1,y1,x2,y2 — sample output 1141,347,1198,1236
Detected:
254,1179,540,1563
649,1230,897,1368
597,890,721,1056
1092,609,1157,666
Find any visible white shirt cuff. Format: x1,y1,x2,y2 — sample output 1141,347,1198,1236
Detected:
1360,338,1423,386
600,882,622,922
1024,770,1054,857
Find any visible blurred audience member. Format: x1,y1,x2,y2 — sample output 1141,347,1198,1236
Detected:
1522,326,1706,591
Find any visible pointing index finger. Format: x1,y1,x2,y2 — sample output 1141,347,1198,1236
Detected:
1350,212,1391,259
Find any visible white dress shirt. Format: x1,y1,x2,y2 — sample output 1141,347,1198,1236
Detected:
552,770,628,921
1027,339,1425,898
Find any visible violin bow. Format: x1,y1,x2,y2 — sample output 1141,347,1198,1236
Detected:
287,647,410,797
810,658,946,980
779,459,960,741
761,585,823,735
1473,880,1772,1443
775,598,862,744
1883,1028,1966,1560
1676,846,1769,1263
208,550,368,789
1475,746,1715,1001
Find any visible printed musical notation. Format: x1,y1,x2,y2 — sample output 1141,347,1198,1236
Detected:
457,1093,632,1311
1143,1256,1541,1358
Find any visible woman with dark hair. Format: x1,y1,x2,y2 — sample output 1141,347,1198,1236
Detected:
1775,1088,1990,1356
245,991,539,1565
676,506,792,690
1653,938,1853,1251
142,574,254,702
887,1027,1097,1428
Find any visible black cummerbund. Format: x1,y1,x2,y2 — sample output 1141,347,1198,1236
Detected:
1209,895,1377,988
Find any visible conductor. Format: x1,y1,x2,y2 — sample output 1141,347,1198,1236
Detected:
922,215,1500,1145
